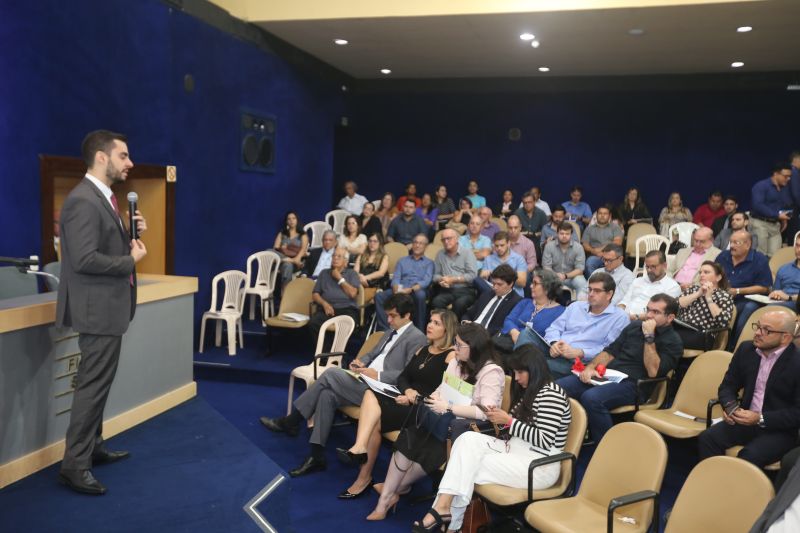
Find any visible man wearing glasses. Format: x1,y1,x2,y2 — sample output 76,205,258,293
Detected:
374,234,434,331
600,244,633,306
671,227,720,289
431,228,478,318
557,294,683,442
618,250,681,321
698,311,800,467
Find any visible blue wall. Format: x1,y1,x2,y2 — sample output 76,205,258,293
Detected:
336,88,800,214
0,1,345,325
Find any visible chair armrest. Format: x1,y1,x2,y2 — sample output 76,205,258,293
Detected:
528,452,576,502
607,490,659,533
312,351,348,379
633,376,669,412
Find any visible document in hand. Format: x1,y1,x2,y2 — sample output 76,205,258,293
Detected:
440,373,474,406
571,368,628,386
280,312,310,322
360,374,401,398
745,294,781,305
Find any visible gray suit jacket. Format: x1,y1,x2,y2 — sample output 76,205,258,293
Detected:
56,178,137,336
670,246,721,283
359,324,427,385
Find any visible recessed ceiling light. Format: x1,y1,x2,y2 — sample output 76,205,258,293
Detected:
787,85,800,91
628,28,645,36
380,68,392,75
334,38,349,45
520,33,535,41
731,61,744,68
736,26,752,33
538,67,550,72
531,40,540,48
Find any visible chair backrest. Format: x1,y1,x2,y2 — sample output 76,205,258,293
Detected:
579,422,667,528
625,222,658,257
277,277,316,315
325,209,351,235
371,199,381,210
734,304,796,351
500,375,513,411
769,246,795,279
245,250,280,292
358,331,386,357
632,233,669,277
567,220,581,241
384,242,410,276
672,350,733,418
314,314,356,357
424,243,443,262
433,230,446,246
549,399,588,494
665,456,774,533
43,261,61,291
304,221,332,249
491,217,507,231
208,270,247,313
668,222,699,248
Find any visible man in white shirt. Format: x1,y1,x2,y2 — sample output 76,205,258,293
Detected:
671,226,720,289
619,250,681,320
337,180,369,215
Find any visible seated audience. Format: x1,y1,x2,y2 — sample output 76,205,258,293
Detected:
541,205,577,247
462,264,522,336
714,212,758,250
376,192,398,235
448,197,473,232
478,206,500,240
458,216,492,270
558,294,683,442
335,309,457,499
562,185,592,229
504,268,565,352
531,186,552,217
259,294,426,477
368,323,504,521
693,189,726,228
338,215,367,257
507,214,539,274
415,193,439,233
618,187,651,227
619,250,681,320
658,191,693,236
433,184,456,228
337,180,368,215
302,229,337,279
769,233,800,307
387,199,428,246
306,247,361,344
466,179,487,209
495,189,515,219
431,229,478,317
698,311,800,468
750,162,793,257
675,261,735,350
716,230,772,342
374,234,433,331
274,211,309,288
543,221,588,301
600,244,633,306
478,231,527,296
413,346,571,533
396,182,421,210
354,233,389,302
358,201,383,238
582,204,624,275
711,195,739,237
543,272,629,378
514,192,548,241
671,227,721,288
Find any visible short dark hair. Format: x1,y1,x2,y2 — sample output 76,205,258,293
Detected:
700,260,729,290
709,190,723,198
650,293,679,316
773,161,792,174
790,149,800,160
490,264,517,286
588,271,616,295
552,205,566,215
522,192,534,201
645,249,667,264
456,323,499,384
557,221,573,233
723,195,738,204
404,199,416,207
81,130,127,168
602,243,624,257
570,186,583,194
460,197,473,208
383,293,414,318
492,231,509,243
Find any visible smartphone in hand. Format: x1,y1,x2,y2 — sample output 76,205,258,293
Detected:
723,401,740,417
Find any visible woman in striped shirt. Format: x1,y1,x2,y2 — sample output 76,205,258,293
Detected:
412,345,572,533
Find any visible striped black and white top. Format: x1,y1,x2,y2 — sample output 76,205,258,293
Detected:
508,382,571,456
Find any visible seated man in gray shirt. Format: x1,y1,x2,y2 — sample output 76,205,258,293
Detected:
307,247,361,347
431,228,479,317
543,221,588,301
600,243,633,306
582,204,623,275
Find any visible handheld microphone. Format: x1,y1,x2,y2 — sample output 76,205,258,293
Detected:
127,191,139,240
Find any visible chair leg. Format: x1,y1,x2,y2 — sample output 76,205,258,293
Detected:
287,376,295,415
249,294,256,321
199,316,207,353
215,320,222,347
226,318,236,356
238,317,244,349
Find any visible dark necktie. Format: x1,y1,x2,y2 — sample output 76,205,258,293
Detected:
480,296,503,328
379,329,398,354
109,194,135,286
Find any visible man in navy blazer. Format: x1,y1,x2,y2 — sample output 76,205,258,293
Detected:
698,310,800,467
461,264,521,337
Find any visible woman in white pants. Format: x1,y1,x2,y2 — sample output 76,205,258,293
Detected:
412,345,572,532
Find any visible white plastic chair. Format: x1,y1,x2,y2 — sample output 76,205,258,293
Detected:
632,234,670,277
243,250,280,322
304,221,332,249
325,209,351,235
668,222,699,248
199,270,247,356
286,314,356,414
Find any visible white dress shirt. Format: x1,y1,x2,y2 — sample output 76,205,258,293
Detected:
619,274,681,315
369,321,413,379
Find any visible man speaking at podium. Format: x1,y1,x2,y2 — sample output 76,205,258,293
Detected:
56,130,148,495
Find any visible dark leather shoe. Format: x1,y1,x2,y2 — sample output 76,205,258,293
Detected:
58,469,106,495
92,449,130,465
260,416,299,437
336,447,368,467
289,456,326,478
338,477,372,499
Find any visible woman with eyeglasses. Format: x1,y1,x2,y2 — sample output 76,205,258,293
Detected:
412,345,571,532
675,261,735,349
367,323,505,522
335,310,458,502
354,233,389,303
503,268,565,354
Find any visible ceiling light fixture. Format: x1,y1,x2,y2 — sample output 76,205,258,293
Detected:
538,67,550,72
520,33,535,41
731,61,744,68
787,85,800,91
628,28,645,36
531,40,540,48
736,26,752,33
380,68,392,75
334,38,349,45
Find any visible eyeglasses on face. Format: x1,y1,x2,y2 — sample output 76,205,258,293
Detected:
587,287,608,294
752,323,788,335
453,340,469,350
602,256,621,263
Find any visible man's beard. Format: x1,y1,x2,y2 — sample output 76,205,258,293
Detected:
106,164,125,184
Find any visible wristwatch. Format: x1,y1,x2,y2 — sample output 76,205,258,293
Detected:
644,334,655,344
758,414,765,428
337,278,346,286
447,401,453,414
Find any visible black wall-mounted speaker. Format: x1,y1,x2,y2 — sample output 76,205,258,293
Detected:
240,110,276,173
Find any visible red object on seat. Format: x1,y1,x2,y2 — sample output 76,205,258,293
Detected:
571,358,585,372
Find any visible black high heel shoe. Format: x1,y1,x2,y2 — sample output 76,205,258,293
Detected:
337,477,373,500
411,508,451,532
335,447,368,467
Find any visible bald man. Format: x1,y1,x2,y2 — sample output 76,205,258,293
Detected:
698,311,800,467
671,226,721,289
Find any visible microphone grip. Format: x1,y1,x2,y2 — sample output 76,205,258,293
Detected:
128,201,139,240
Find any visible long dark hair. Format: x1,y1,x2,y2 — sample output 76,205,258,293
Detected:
280,211,302,238
456,323,499,384
505,345,552,423
700,260,729,291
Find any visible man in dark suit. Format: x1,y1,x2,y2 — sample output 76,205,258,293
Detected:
301,229,337,279
698,310,800,467
259,293,427,478
750,447,800,531
462,264,521,337
56,130,148,495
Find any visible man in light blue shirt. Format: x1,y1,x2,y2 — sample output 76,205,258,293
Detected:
543,271,629,378
477,231,527,296
562,186,592,229
769,233,800,309
458,216,492,270
374,234,434,330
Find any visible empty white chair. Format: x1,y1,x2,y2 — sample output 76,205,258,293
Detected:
632,234,670,277
304,221,332,249
668,221,699,249
243,250,280,321
325,209,351,235
286,315,355,414
199,270,247,356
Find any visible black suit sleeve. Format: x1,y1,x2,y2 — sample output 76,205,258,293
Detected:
718,346,748,408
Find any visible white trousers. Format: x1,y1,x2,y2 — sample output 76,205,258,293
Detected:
437,431,560,529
